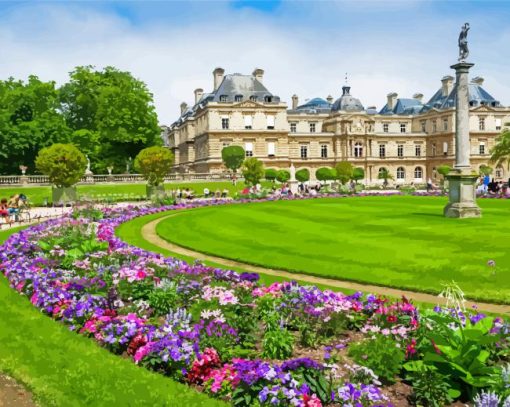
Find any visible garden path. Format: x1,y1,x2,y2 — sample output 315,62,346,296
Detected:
142,214,510,316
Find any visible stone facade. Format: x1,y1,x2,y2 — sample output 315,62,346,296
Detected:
164,68,510,185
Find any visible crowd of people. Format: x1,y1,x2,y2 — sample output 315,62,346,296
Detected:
0,194,28,224
477,175,509,196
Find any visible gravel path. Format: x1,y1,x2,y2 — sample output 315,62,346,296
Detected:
142,214,510,316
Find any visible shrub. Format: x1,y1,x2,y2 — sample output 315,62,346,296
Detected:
348,334,405,383
296,168,310,182
276,169,290,183
134,146,174,187
316,167,335,182
242,157,264,186
264,168,277,181
437,165,451,180
262,327,294,360
35,143,87,188
221,146,245,173
352,167,365,183
335,161,354,184
406,363,454,407
148,283,180,316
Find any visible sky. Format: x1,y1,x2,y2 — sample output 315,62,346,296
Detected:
0,0,509,124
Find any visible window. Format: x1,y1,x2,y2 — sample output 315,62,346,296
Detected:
309,122,316,133
383,123,389,133
245,142,253,157
400,123,407,133
267,142,275,157
496,118,502,131
290,123,297,133
443,118,448,131
397,167,405,180
267,115,275,130
221,117,229,129
415,144,421,157
354,142,363,158
496,167,503,178
443,142,448,155
414,166,423,179
250,96,258,102
235,95,243,102
479,142,485,155
378,167,387,178
433,121,437,133
219,95,227,102
397,144,404,157
264,96,273,103
432,143,437,156
300,145,308,159
379,144,386,158
320,144,328,158
421,121,426,133
479,117,485,131
244,115,252,129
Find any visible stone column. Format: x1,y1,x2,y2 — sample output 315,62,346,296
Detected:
443,62,481,218
289,162,298,194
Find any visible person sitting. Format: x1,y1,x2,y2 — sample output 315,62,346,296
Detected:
203,187,210,198
215,189,221,198
0,198,10,223
7,194,20,222
221,188,229,198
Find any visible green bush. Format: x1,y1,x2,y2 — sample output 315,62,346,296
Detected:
35,143,87,188
262,327,294,359
348,334,405,383
406,364,454,407
352,167,365,182
316,167,335,182
242,157,264,186
296,168,310,182
134,146,174,186
265,168,277,181
221,146,245,173
147,282,180,316
335,161,354,184
276,169,291,183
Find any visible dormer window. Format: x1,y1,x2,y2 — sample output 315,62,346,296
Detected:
264,96,273,103
235,95,243,102
219,95,227,102
250,96,257,102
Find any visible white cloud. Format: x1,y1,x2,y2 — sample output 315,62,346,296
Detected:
0,2,509,125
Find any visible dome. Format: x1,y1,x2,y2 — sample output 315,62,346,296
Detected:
331,86,364,112
295,97,332,113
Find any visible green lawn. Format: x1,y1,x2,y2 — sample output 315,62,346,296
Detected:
0,181,270,206
156,196,510,304
0,228,224,407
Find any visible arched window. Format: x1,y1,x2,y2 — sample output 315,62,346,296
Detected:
378,167,387,177
354,142,363,158
414,166,423,179
397,167,405,180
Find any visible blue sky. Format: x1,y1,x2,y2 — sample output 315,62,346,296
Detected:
0,0,509,123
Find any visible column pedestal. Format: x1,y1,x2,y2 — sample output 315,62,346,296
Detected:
443,171,481,218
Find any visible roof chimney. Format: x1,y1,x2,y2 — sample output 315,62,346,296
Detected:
180,102,188,115
213,67,225,91
194,88,204,104
386,92,398,110
326,95,334,104
441,75,454,97
252,68,264,83
471,76,484,86
291,94,299,110
413,93,424,102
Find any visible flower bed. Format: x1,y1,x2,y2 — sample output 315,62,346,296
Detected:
1,199,509,407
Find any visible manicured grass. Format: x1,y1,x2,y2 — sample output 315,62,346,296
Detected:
0,227,224,407
0,181,270,206
156,196,510,304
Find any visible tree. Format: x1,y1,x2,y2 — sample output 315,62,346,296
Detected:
437,165,452,182
479,164,493,176
221,146,245,173
490,126,510,170
276,170,290,183
242,157,264,186
335,161,354,184
35,143,86,188
352,167,365,183
60,66,161,173
134,146,174,187
0,76,71,174
265,168,277,182
296,168,310,182
377,168,393,187
316,167,335,183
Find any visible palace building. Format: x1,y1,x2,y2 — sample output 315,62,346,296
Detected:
163,67,510,184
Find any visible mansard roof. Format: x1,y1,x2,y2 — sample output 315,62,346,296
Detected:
379,98,423,115
291,97,332,114
421,82,500,111
212,74,279,103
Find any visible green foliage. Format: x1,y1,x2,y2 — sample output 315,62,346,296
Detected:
295,311,348,347
276,169,291,183
479,164,493,176
348,334,405,383
315,167,336,182
0,76,72,174
335,161,354,184
60,66,161,173
147,283,179,316
134,146,174,186
295,168,310,182
35,143,87,188
490,127,510,169
405,363,455,406
437,165,451,178
265,168,277,181
377,168,393,184
241,157,264,186
221,146,245,173
352,167,365,182
262,327,294,360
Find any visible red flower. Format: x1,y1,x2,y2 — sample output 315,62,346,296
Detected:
386,315,398,324
127,334,147,356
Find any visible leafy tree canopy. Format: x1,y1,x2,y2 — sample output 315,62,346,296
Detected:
265,168,277,181
221,146,245,173
295,168,310,182
335,161,354,184
352,167,365,182
134,146,174,186
35,143,86,188
478,165,493,176
276,169,290,183
242,157,264,186
316,167,336,182
437,165,452,178
490,127,510,170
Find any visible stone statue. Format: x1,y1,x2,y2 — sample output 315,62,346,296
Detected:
289,162,296,181
458,23,470,62
85,155,93,175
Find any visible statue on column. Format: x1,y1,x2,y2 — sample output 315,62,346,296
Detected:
458,23,470,62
